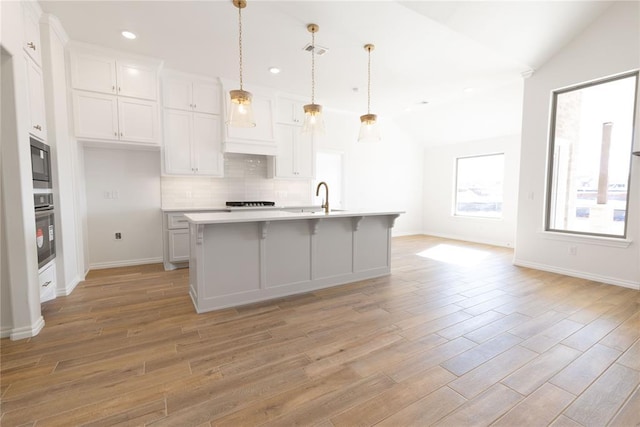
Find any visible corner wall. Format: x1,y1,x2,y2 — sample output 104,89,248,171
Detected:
423,134,521,248
514,1,640,289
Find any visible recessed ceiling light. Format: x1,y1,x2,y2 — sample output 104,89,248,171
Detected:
268,67,281,74
121,31,137,40
463,87,475,93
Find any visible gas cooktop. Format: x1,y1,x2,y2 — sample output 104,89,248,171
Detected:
226,201,276,207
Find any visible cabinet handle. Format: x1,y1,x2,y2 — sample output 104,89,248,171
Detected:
114,132,118,136
33,125,42,131
193,104,196,109
120,132,123,137
112,85,115,92
118,87,121,92
42,280,52,287
27,42,36,50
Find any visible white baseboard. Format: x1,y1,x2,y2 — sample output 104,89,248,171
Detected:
0,325,13,339
392,230,424,237
89,257,163,270
513,258,640,290
57,274,83,296
9,316,45,340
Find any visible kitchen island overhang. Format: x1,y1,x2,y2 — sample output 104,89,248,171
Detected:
185,210,404,313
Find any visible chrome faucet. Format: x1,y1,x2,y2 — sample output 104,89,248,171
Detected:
316,181,329,214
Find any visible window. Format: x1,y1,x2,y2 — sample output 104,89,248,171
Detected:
546,72,638,238
455,154,504,218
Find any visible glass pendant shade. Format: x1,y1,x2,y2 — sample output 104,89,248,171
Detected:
358,113,381,143
228,89,255,128
302,103,325,135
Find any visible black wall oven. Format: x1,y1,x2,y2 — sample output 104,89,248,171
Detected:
34,193,56,269
30,137,52,189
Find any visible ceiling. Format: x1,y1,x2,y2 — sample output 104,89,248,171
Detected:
40,0,613,145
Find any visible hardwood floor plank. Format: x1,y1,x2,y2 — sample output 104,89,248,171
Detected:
433,383,522,426
330,365,456,426
608,385,640,427
501,344,581,395
440,332,523,376
493,383,575,427
549,343,622,396
563,363,640,427
1,236,637,426
448,345,537,399
374,385,466,427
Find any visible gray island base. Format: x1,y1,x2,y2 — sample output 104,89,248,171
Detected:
185,210,404,313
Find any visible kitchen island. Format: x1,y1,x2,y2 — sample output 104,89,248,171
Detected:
184,210,403,313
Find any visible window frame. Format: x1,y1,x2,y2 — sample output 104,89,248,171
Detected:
544,70,639,239
453,152,505,219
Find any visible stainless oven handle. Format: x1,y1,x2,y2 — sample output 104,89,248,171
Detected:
35,209,54,218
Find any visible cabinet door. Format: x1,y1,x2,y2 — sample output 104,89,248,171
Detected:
26,56,47,140
163,110,193,174
274,124,296,178
118,98,158,144
117,61,158,100
192,82,221,115
168,229,190,263
296,133,315,178
22,2,42,66
192,113,223,176
276,97,304,125
70,53,117,95
73,91,119,140
163,77,192,111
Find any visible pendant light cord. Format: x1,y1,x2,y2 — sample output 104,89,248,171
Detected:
238,4,244,90
367,47,371,115
311,29,315,104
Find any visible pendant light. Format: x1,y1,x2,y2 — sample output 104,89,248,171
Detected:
302,23,325,135
227,0,255,128
358,44,381,142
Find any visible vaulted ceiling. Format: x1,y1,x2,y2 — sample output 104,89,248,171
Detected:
41,0,613,145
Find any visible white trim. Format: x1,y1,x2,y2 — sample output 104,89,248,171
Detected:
9,316,45,340
41,14,70,44
0,326,13,339
89,257,163,270
56,275,82,296
538,230,632,248
513,258,639,290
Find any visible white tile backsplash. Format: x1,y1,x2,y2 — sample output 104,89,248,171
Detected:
161,154,313,208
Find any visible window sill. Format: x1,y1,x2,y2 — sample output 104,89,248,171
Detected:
538,230,632,248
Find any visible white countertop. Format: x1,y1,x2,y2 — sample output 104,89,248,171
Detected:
161,205,323,212
184,210,404,224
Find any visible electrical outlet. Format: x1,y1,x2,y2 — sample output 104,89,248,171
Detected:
115,232,122,240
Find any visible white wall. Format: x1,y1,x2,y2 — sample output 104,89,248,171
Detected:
84,148,163,268
515,1,640,289
0,0,45,339
423,134,521,247
319,110,424,236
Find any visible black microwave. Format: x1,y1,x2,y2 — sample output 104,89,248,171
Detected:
30,137,52,189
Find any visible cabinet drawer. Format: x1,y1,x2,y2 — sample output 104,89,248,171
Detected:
167,213,189,229
39,261,56,303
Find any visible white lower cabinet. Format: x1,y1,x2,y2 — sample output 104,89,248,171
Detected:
73,91,159,145
39,261,56,303
163,109,223,176
269,124,314,179
168,229,189,263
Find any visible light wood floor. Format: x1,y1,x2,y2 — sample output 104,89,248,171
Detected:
1,235,639,426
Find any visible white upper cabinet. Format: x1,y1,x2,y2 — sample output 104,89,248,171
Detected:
73,92,158,145
276,96,306,126
25,55,47,141
70,50,158,100
163,75,221,115
22,1,42,66
69,44,162,146
163,109,223,176
269,124,314,179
